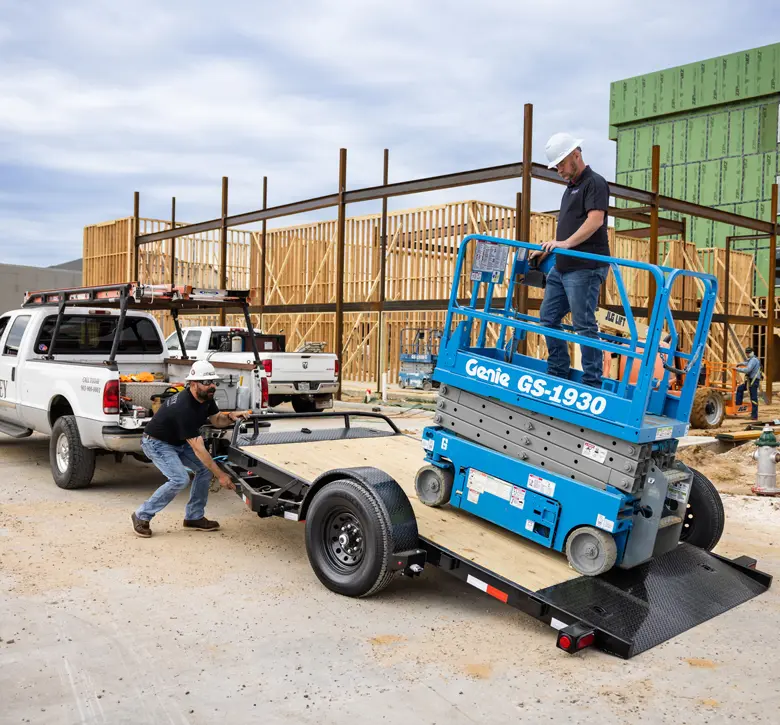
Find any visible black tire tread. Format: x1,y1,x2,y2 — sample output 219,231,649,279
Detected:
680,467,725,551
690,388,725,429
50,415,96,489
306,478,395,598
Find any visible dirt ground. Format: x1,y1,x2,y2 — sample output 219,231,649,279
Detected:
1,430,780,724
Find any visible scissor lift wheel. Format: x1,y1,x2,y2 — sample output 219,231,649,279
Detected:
690,388,725,429
565,526,618,576
415,465,453,507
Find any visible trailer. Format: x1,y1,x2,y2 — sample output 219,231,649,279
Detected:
209,410,771,659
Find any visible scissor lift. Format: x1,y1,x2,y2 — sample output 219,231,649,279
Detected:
210,236,771,658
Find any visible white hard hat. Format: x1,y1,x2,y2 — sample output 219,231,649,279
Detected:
185,360,220,381
545,132,584,169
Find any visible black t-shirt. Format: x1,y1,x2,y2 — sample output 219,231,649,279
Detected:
555,166,610,272
144,389,218,445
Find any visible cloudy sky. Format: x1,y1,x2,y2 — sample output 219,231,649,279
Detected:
0,0,776,266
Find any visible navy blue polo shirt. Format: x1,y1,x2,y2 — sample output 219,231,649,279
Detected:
555,166,610,272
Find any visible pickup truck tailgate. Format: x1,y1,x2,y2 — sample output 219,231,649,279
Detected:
270,353,336,384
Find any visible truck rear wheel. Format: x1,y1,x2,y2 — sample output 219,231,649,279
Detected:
50,415,96,489
305,479,396,597
679,467,724,551
291,397,318,414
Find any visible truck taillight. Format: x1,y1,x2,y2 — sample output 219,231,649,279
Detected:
262,359,272,376
261,375,269,408
103,380,120,414
335,359,340,378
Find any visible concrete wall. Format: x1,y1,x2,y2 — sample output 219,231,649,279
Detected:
0,263,82,314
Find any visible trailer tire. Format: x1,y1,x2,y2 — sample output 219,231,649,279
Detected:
291,397,318,414
50,415,96,489
690,388,725,429
679,467,724,551
305,479,396,597
565,526,617,576
415,465,453,507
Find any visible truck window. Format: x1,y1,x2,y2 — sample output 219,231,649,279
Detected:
34,315,164,355
3,316,30,356
165,332,181,351
184,330,201,351
0,316,10,344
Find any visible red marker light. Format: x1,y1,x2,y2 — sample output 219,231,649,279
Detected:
558,635,572,650
576,633,595,650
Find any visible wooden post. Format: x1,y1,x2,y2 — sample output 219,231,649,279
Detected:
335,149,347,400
376,149,389,392
219,176,228,325
170,196,177,286
767,183,778,401
648,145,660,321
132,191,140,282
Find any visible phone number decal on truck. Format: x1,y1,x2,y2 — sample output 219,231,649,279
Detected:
463,358,607,416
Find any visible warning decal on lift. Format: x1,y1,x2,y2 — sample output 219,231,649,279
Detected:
667,480,691,503
467,469,512,501
596,513,615,533
467,489,480,504
510,486,526,510
582,441,608,464
527,473,555,498
655,426,673,441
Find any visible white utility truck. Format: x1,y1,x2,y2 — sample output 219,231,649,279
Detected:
164,325,338,412
0,284,268,489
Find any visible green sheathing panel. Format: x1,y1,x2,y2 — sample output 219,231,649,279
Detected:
612,96,780,295
609,43,780,135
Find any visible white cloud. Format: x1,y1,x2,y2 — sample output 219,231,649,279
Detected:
0,0,777,264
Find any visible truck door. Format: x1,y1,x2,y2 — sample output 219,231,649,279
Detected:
0,314,31,424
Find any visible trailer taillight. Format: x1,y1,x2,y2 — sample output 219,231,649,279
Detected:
262,359,272,376
556,623,595,654
103,380,120,414
261,375,269,408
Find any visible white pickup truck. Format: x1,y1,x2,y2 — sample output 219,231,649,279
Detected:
0,290,268,489
165,326,338,413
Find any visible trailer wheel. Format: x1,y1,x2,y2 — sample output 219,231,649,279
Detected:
305,479,396,597
565,526,617,576
291,397,317,414
50,415,96,489
678,467,724,551
415,465,453,507
690,388,725,429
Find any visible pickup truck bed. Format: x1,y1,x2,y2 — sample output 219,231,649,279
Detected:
222,412,772,658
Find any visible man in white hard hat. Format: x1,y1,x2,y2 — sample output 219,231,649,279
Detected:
531,132,611,388
131,360,248,537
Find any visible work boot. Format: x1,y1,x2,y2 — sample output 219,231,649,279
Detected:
131,512,152,538
183,517,220,532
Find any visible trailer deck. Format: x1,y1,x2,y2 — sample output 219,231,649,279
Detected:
219,412,772,658
243,434,578,592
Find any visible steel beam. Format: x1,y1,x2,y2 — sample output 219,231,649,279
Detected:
767,183,778,401
132,191,140,281
335,149,347,400
219,176,228,325
170,197,176,286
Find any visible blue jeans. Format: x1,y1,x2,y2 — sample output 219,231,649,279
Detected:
539,265,608,388
736,379,760,420
136,435,212,521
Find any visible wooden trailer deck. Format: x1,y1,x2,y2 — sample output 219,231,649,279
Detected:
240,434,577,592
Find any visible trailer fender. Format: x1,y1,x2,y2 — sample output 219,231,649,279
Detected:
301,466,419,555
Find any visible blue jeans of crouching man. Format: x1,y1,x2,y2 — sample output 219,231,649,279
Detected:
136,435,212,521
539,265,608,389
